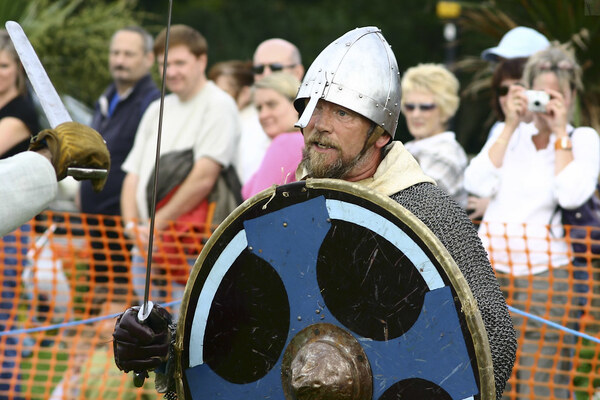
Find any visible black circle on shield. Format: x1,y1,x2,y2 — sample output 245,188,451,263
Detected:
379,378,453,400
317,220,428,341
202,250,290,383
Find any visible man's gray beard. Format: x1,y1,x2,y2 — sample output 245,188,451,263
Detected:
300,145,370,180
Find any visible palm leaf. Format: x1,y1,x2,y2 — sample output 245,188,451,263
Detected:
459,0,600,133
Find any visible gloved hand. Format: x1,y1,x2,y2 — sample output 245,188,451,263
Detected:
28,121,110,191
113,304,173,373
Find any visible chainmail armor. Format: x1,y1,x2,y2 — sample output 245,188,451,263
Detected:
391,182,516,399
163,391,178,400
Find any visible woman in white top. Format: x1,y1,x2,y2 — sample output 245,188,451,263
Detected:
401,63,468,208
464,44,599,399
465,45,599,276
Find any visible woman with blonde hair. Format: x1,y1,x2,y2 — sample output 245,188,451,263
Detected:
0,29,40,158
401,63,468,207
241,72,304,199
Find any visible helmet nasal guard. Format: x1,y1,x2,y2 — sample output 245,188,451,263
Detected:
294,27,401,138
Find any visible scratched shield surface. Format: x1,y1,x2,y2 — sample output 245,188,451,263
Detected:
175,179,494,400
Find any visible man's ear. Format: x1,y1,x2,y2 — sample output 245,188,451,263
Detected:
197,53,208,71
293,64,305,81
144,51,155,69
374,132,392,149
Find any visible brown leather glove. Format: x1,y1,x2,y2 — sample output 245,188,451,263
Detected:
28,121,110,191
113,304,173,373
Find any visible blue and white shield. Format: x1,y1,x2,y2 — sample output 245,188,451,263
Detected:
174,179,495,400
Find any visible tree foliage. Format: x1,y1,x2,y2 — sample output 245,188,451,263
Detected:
4,1,595,153
3,0,147,105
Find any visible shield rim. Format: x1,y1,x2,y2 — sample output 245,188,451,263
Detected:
174,178,495,400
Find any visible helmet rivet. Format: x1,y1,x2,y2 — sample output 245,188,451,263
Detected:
359,94,363,98
338,87,342,90
283,222,288,227
248,246,253,251
376,104,379,107
389,112,392,116
395,103,398,106
346,42,351,46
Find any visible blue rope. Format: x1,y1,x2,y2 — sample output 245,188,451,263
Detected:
2,301,600,345
507,305,600,344
0,300,181,337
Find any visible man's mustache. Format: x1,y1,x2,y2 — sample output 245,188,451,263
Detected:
305,132,339,150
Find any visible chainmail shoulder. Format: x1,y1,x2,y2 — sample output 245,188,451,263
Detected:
391,182,516,399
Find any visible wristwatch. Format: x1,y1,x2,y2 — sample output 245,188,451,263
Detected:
555,136,572,151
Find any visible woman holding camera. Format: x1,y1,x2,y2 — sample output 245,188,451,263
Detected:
464,44,599,398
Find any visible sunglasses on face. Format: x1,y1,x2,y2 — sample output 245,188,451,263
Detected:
496,86,510,97
252,63,297,74
402,103,436,112
496,82,526,97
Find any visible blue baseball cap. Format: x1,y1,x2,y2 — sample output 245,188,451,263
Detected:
481,26,550,61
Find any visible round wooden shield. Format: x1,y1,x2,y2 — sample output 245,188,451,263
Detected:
174,179,495,400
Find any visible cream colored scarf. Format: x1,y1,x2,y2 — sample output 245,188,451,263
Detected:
296,141,435,196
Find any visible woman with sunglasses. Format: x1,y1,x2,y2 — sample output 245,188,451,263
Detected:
465,44,600,399
400,63,468,208
466,58,529,221
490,58,529,127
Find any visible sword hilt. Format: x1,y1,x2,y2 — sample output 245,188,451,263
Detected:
133,300,155,387
66,167,108,180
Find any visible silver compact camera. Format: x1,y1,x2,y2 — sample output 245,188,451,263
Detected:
526,90,550,113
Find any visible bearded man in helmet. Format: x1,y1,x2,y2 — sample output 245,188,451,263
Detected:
113,27,516,399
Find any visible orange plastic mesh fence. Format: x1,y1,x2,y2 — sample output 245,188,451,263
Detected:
1,211,600,399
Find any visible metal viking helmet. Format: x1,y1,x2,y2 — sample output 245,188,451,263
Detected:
294,26,401,138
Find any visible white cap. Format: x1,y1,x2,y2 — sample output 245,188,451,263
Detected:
481,26,550,61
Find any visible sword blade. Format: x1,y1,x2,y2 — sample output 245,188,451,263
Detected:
5,21,72,128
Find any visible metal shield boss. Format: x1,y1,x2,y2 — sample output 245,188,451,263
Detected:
175,179,494,400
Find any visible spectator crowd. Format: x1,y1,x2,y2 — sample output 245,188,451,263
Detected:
1,21,599,400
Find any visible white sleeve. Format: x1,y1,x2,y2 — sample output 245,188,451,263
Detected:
0,152,57,236
554,126,600,209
